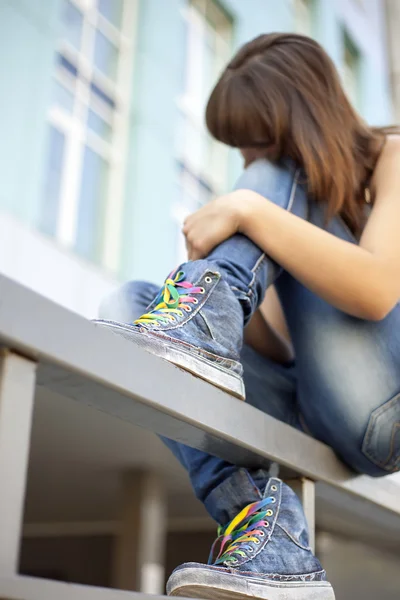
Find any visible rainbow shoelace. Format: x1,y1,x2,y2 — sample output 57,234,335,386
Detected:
209,497,275,566
134,270,204,327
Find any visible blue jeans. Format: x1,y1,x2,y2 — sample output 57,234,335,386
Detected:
100,159,400,524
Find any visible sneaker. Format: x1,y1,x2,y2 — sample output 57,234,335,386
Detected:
167,477,335,600
95,260,246,399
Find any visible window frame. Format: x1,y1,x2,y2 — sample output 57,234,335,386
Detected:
341,28,361,110
44,0,138,271
174,0,233,247
294,0,316,37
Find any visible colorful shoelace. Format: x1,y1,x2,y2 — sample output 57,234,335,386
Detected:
209,497,275,566
134,270,204,327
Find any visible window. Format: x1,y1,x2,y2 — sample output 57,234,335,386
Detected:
174,0,233,261
294,0,315,36
342,31,361,109
40,0,136,269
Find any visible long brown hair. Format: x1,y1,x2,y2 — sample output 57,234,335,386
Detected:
206,33,397,235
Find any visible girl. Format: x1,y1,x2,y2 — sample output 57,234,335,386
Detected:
98,33,400,600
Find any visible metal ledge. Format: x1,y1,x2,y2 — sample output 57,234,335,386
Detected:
0,274,398,519
0,575,160,600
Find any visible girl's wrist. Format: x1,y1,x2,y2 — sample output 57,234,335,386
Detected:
233,189,264,234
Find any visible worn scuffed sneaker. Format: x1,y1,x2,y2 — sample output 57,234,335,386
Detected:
167,477,335,600
95,260,246,399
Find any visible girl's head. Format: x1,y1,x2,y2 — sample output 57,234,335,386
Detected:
206,33,392,234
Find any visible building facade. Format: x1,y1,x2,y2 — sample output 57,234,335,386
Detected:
386,0,400,122
0,0,394,318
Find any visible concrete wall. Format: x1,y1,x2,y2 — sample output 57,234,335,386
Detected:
0,0,60,225
120,0,187,282
386,0,400,121
318,532,400,600
0,211,117,318
20,535,113,587
335,0,392,122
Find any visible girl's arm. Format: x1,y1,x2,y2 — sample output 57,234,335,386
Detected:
236,137,400,321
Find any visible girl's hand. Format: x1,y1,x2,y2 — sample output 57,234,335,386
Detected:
183,191,248,260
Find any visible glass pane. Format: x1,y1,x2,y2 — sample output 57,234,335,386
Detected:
98,0,123,28
94,30,119,80
52,78,74,112
90,81,116,108
57,52,79,77
87,109,112,141
75,146,109,261
39,126,66,236
61,0,83,50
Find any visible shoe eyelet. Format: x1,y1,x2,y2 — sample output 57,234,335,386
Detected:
185,306,192,312
271,485,278,492
248,547,254,553
254,539,261,545
178,311,183,317
199,287,205,294
205,276,212,284
270,497,276,503
192,298,199,304
230,558,238,565
266,510,273,517
259,531,265,537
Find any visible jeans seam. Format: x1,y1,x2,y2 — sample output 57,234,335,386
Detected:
247,254,267,295
287,168,300,213
246,168,300,299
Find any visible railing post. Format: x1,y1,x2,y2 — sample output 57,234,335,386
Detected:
286,477,316,553
0,350,36,575
112,470,167,594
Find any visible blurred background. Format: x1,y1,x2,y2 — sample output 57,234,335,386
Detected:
1,0,400,317
1,0,400,598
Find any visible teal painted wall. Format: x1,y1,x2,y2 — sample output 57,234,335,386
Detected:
120,0,294,282
224,0,293,39
120,0,186,282
0,0,60,225
0,0,393,285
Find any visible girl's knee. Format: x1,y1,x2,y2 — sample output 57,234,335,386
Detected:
99,280,159,323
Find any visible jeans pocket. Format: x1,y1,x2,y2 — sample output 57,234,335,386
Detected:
362,393,400,473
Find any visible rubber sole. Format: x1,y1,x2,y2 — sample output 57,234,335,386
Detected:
94,319,245,400
167,567,335,600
